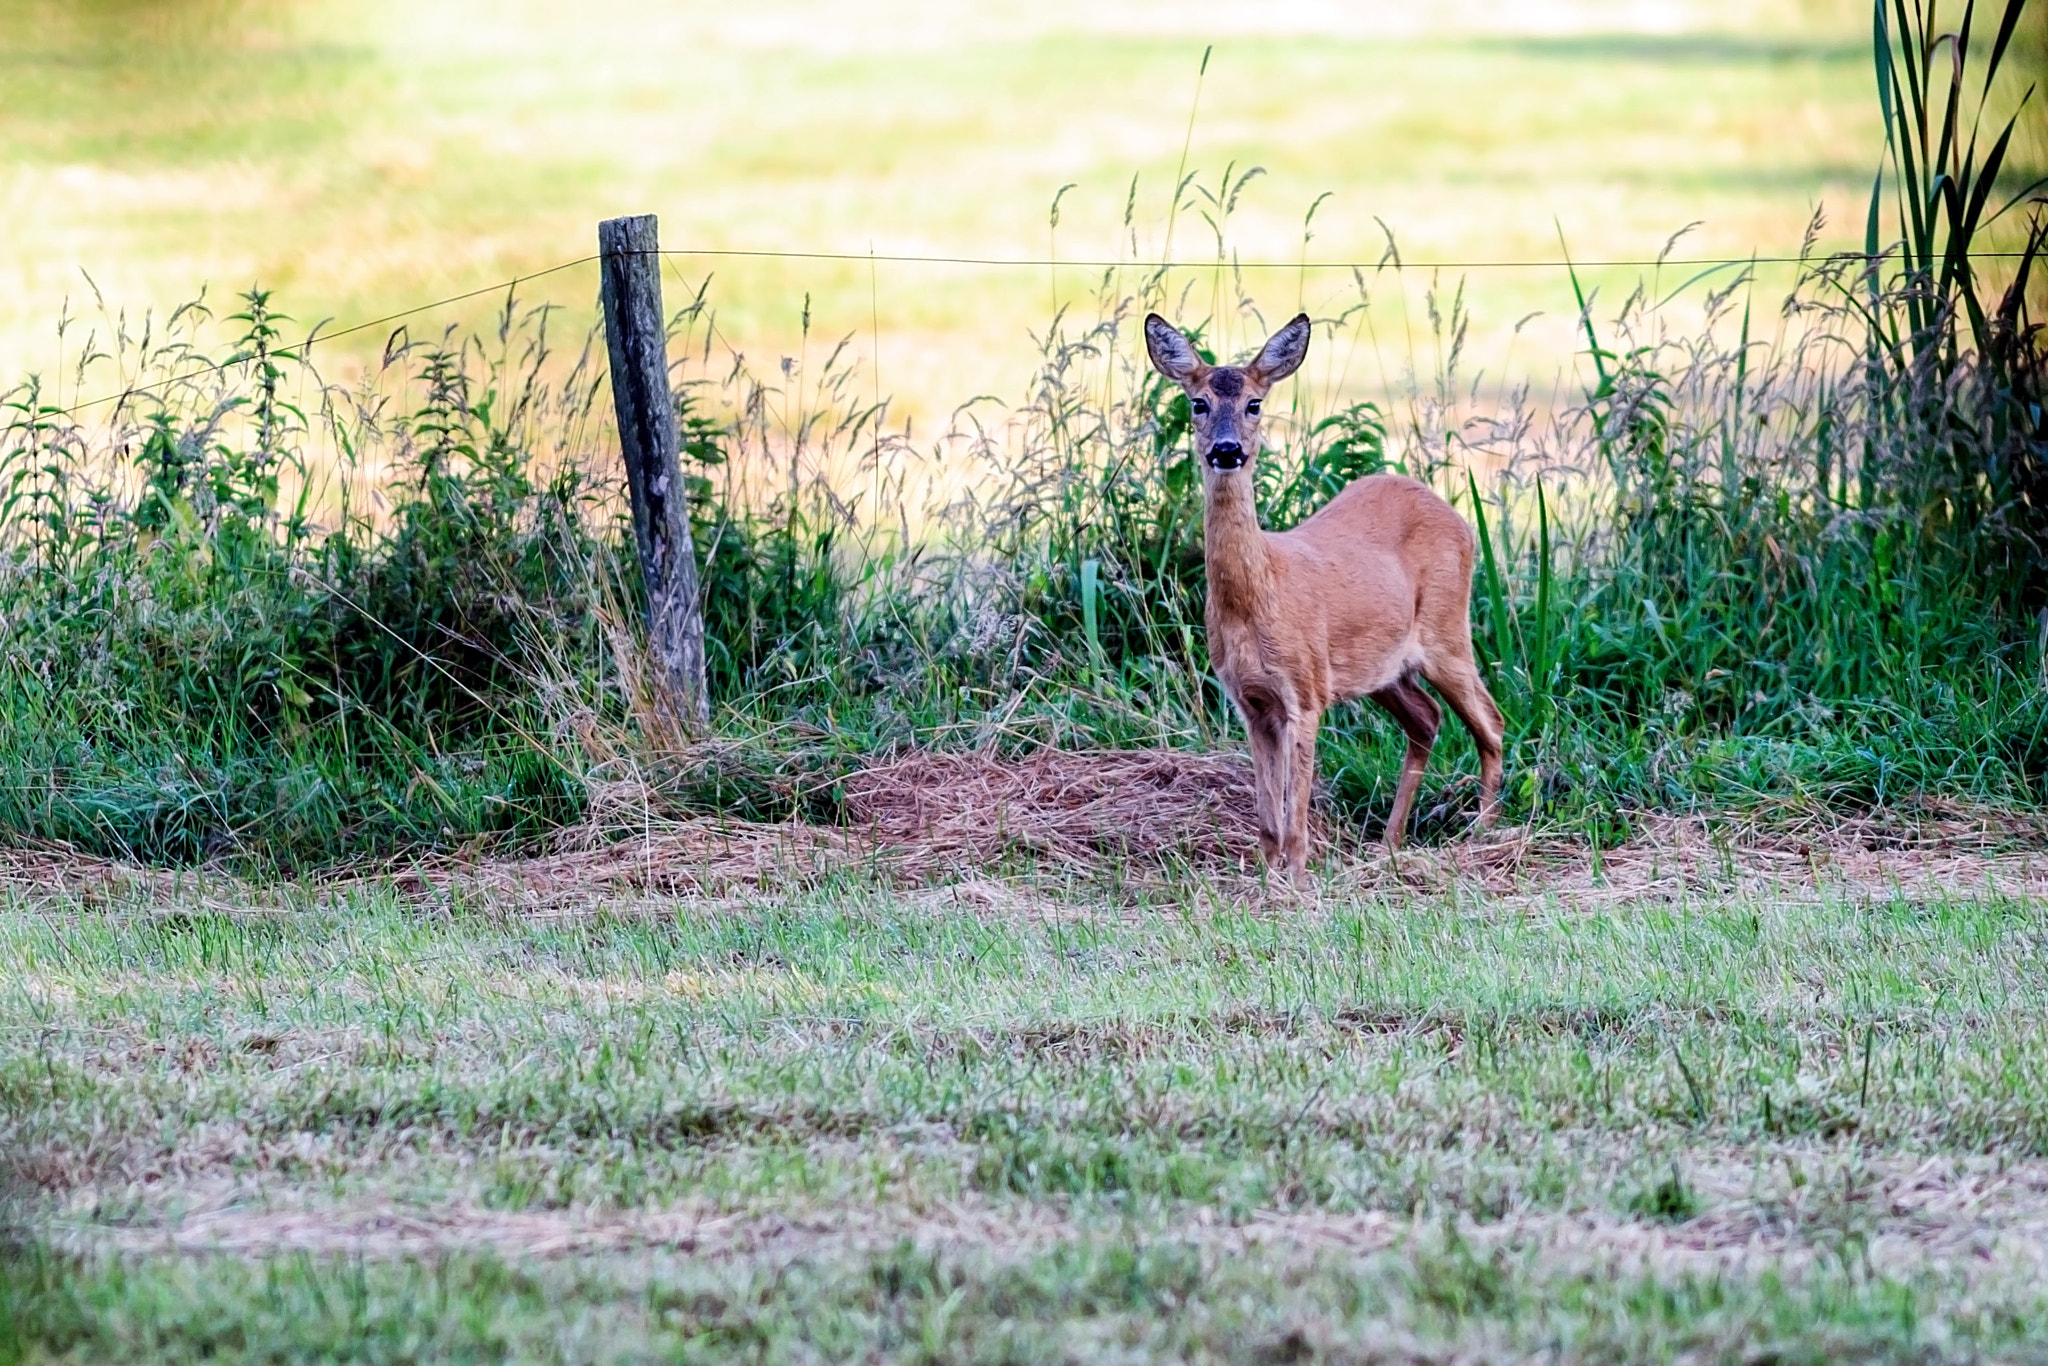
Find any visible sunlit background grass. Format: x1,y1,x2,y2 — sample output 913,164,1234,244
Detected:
7,0,2018,427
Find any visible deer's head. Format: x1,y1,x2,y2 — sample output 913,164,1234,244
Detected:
1144,312,1310,485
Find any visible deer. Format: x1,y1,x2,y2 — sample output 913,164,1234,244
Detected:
1144,311,1505,881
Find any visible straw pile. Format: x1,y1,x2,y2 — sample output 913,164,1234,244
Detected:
359,766,2048,910
372,748,1315,907
840,747,1325,871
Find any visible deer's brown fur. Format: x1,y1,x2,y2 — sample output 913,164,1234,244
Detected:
1145,312,1505,879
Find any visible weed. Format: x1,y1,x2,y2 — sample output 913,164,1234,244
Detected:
1625,1164,1703,1223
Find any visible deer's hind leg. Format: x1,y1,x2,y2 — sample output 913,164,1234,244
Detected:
1421,651,1506,831
1370,677,1440,851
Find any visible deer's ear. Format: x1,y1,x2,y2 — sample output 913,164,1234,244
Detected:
1144,314,1202,384
1250,313,1311,385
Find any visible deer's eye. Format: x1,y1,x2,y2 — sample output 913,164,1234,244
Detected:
1190,398,1210,416
1246,400,1262,416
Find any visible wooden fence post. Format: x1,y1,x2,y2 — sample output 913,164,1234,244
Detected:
598,213,709,730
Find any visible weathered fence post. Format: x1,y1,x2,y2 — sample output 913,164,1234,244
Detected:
598,213,709,730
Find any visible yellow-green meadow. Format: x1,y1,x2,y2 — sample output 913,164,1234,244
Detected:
3,0,1966,428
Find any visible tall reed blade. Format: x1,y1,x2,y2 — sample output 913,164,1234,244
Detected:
1531,478,1555,733
1466,471,1515,714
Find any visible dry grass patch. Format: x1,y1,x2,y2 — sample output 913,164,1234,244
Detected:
79,1198,1079,1264
5,748,2046,911
403,751,2048,911
53,1152,2048,1294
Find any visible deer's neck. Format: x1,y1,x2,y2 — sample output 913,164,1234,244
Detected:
1202,476,1272,623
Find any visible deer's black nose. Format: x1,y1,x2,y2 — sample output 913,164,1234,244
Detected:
1206,441,1246,470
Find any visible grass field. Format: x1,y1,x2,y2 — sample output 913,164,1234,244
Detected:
0,0,1969,429
5,843,2048,1362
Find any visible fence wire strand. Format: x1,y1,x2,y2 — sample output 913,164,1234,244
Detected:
655,247,2038,270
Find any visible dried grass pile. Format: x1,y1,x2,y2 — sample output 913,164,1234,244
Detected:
419,775,2048,912
0,849,171,901
841,748,1324,872
372,748,1315,908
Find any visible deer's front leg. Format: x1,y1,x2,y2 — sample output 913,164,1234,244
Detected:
1235,684,1288,868
1283,709,1321,883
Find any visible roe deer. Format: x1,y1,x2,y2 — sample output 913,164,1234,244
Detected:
1145,311,1505,879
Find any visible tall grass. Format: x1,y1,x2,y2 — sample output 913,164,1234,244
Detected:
1,7,2043,867
0,293,611,866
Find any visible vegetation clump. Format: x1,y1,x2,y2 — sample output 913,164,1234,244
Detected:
0,3,2043,870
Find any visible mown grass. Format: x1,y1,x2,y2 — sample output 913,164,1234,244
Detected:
2,876,2045,1360
4,1237,2031,1364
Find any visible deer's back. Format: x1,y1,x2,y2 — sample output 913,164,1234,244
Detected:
1263,474,1477,700
1281,471,1472,575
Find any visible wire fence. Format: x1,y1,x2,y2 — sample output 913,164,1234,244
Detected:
38,240,2044,422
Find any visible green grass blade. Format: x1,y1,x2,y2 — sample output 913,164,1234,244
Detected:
1872,0,1895,148
1466,470,1514,710
1985,0,2027,82
1557,224,1609,395
1081,556,1104,680
1531,479,1554,731
1933,1,1973,186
